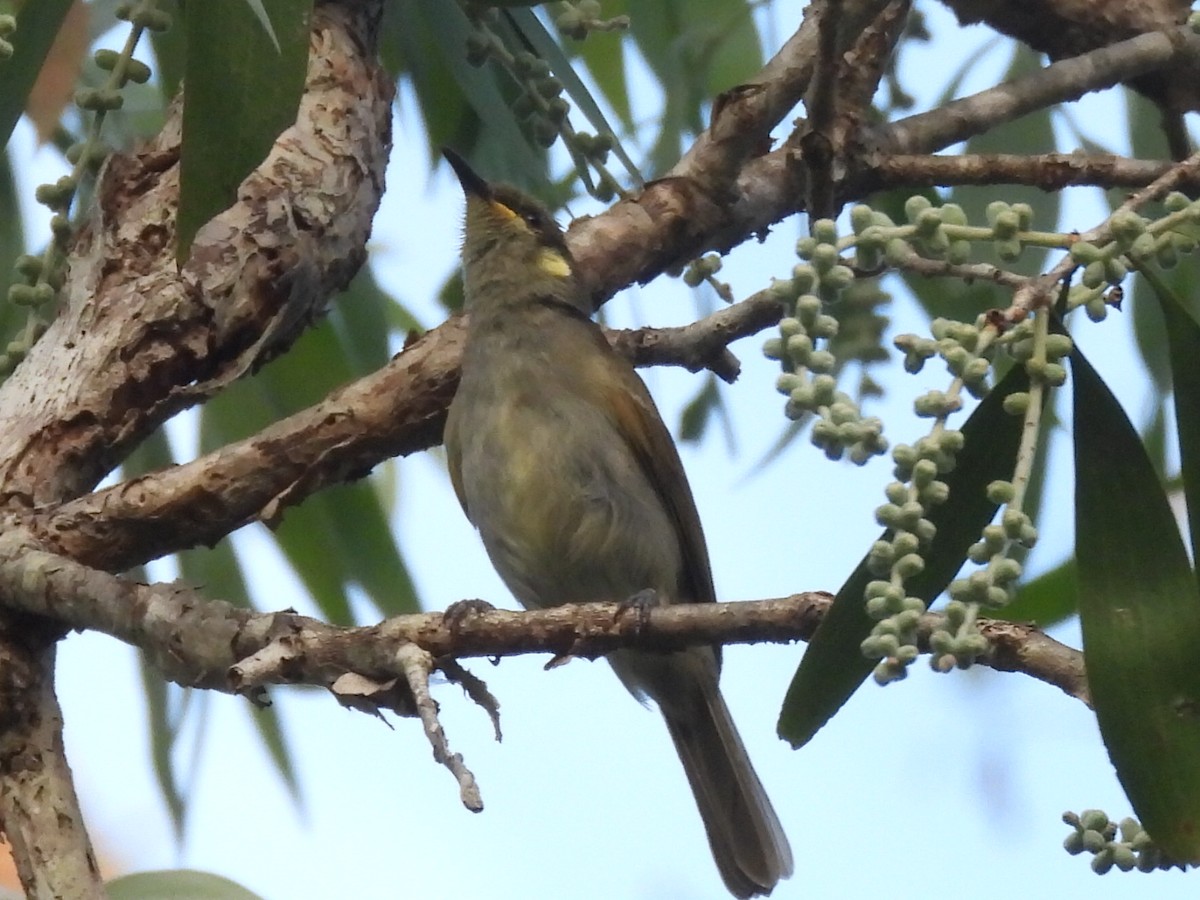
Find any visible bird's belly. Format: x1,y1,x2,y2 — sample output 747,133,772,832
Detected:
463,403,680,610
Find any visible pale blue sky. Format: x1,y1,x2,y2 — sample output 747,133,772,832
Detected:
19,2,1200,898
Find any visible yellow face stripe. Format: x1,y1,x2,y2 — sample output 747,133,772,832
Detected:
489,199,519,223
536,247,572,278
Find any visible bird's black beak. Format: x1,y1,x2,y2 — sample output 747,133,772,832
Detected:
442,148,492,201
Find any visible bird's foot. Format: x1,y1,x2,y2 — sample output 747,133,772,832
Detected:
614,588,661,631
443,598,496,633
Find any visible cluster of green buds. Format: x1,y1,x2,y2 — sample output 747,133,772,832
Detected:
764,218,888,464
2,0,168,380
512,53,569,148
860,428,962,682
555,0,630,40
0,14,15,60
1063,810,1186,874
682,253,733,302
1067,193,1200,321
1000,325,1071,389
461,6,625,200
851,196,1064,271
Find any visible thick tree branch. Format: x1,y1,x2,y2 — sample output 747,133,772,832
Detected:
33,297,787,572
0,0,392,508
0,3,390,892
0,641,102,899
939,0,1200,117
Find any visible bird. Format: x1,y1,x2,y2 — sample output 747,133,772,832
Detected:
441,148,793,898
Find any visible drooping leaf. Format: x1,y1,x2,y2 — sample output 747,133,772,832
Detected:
626,0,760,174
1072,340,1200,862
24,0,87,140
177,0,312,261
778,363,1031,747
575,0,631,130
678,373,731,446
139,648,188,837
0,0,74,148
1135,259,1200,563
197,275,418,623
0,147,26,342
148,0,186,102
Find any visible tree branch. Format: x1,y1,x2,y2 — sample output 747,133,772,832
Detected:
33,295,787,572
0,0,392,508
0,642,103,899
871,152,1192,191
879,25,1200,155
0,532,1087,707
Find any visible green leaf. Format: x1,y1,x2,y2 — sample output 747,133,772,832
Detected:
177,0,312,262
994,556,1076,627
678,373,724,444
0,147,26,342
1072,340,1200,862
198,283,418,623
777,363,1030,748
108,869,266,900
174,539,302,803
626,0,760,174
1134,260,1200,558
576,0,631,130
0,0,74,149
149,0,186,102
138,651,189,838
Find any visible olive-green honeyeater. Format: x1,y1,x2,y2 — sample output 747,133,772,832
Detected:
441,149,793,898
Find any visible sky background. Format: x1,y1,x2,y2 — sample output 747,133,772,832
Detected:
11,1,1200,898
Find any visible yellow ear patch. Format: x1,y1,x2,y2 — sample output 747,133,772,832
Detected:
536,247,572,278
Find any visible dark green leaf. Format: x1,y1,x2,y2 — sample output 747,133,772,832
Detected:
576,0,631,130
626,0,759,174
0,147,26,342
0,0,74,149
1135,260,1200,563
1072,340,1200,862
678,373,720,443
198,285,418,622
149,0,186,102
177,0,312,261
778,363,1030,748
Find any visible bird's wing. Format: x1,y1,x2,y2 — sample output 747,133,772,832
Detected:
443,402,470,520
583,324,718,606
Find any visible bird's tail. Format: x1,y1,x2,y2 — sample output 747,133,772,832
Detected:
611,647,793,898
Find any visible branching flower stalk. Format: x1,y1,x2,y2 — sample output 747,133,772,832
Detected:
1,0,164,378
460,1,627,200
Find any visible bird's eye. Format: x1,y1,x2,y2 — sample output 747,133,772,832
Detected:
523,212,542,230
